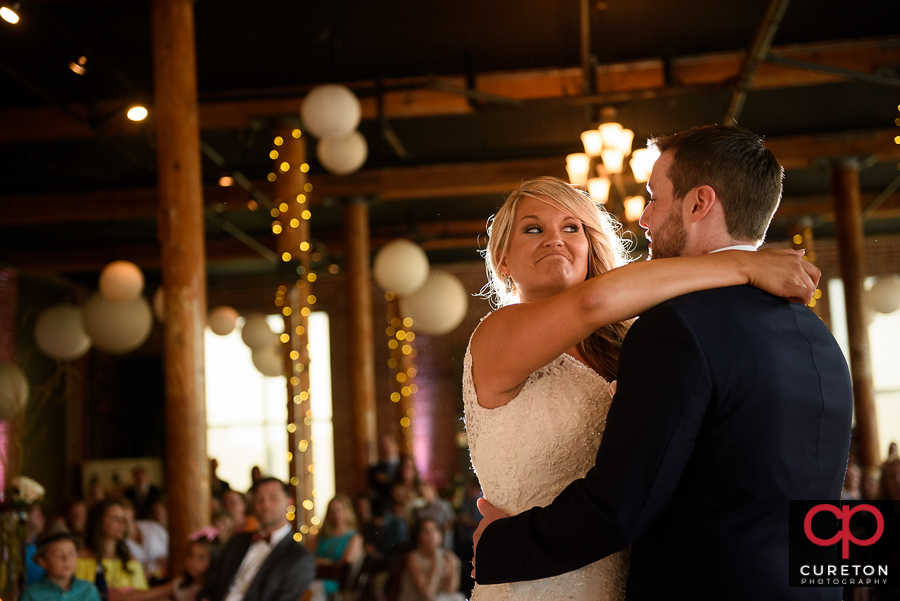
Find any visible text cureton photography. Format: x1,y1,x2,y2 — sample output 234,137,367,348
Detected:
789,500,898,588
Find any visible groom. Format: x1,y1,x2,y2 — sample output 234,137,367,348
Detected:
473,125,853,600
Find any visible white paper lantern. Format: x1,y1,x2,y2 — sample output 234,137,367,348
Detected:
82,293,153,355
252,344,284,378
373,239,430,297
34,304,92,361
241,314,276,350
399,270,469,336
99,261,145,303
0,363,28,420
300,84,362,139
317,132,368,176
868,276,900,314
209,306,239,336
152,288,165,323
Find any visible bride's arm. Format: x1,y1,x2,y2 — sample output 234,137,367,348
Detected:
471,249,818,408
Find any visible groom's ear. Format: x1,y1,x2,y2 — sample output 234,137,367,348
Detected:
686,185,717,224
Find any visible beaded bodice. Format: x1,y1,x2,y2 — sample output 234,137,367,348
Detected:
463,323,628,601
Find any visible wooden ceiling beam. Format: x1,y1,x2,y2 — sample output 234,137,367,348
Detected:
0,37,896,145
5,191,899,274
2,127,898,227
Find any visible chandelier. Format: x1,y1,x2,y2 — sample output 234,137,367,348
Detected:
565,108,659,222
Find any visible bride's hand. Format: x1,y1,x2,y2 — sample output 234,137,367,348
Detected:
742,249,820,304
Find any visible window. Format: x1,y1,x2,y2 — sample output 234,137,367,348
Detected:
205,313,334,519
827,278,900,460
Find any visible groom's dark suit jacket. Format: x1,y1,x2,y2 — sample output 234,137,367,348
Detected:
476,286,853,600
200,531,315,601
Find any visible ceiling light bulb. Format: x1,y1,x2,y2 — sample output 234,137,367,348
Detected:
218,175,234,187
127,106,148,121
629,147,660,183
587,177,611,204
1,5,20,24
623,196,647,222
580,130,603,156
565,153,591,186
599,122,623,148
614,129,635,155
600,149,625,174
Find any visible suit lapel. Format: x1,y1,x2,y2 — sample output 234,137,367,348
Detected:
219,534,253,599
244,535,295,601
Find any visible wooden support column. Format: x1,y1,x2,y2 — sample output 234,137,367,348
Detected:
273,127,313,527
344,200,378,491
151,0,208,575
831,158,881,472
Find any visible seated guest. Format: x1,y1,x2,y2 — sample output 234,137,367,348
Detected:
222,490,258,534
841,461,862,500
200,477,314,601
249,467,263,490
123,500,169,582
120,529,222,601
209,459,231,502
55,498,88,540
367,436,400,515
306,494,362,598
124,467,163,521
367,497,410,560
882,457,900,501
148,501,168,530
211,512,235,544
414,483,454,548
391,457,423,522
26,502,47,585
76,499,149,591
24,526,99,601
453,476,481,597
396,519,463,601
353,496,377,554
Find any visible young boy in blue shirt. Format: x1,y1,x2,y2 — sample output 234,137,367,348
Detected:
23,527,100,601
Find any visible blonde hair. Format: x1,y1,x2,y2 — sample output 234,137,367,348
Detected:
482,176,633,381
321,493,358,538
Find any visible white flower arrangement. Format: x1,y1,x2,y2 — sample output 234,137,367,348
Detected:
10,476,45,505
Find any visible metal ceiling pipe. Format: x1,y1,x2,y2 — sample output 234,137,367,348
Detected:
580,0,593,95
725,0,792,124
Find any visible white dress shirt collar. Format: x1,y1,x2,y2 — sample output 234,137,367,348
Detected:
709,244,758,253
264,522,293,548
222,522,294,601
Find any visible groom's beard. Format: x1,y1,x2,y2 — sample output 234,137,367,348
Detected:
647,209,687,260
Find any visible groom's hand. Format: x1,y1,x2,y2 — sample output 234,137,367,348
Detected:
472,498,510,579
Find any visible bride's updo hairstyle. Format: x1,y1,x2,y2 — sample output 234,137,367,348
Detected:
482,176,633,381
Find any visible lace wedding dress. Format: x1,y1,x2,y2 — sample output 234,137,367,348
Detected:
463,330,629,601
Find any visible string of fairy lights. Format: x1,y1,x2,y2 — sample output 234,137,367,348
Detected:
789,225,824,310
384,293,418,453
264,129,321,540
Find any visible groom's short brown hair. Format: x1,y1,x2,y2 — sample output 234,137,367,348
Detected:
650,125,783,241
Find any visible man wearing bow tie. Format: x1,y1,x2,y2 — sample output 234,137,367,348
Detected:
201,478,315,601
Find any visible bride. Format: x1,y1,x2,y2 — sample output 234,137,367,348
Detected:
463,176,815,601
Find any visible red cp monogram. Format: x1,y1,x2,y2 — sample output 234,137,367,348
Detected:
803,504,884,559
